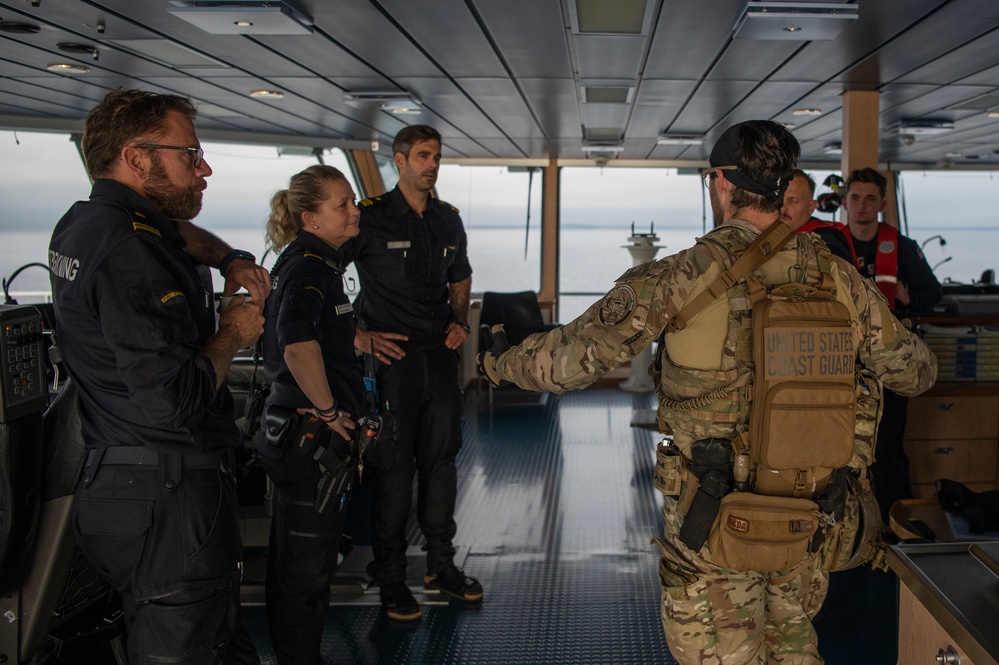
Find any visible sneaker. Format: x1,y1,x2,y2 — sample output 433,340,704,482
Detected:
424,566,483,601
380,581,422,621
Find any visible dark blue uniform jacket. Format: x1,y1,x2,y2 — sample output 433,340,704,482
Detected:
48,178,238,454
344,186,472,339
263,230,365,415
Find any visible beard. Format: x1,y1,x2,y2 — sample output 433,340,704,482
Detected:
709,182,725,227
144,155,204,220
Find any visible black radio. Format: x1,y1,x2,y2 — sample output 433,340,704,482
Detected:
0,305,48,423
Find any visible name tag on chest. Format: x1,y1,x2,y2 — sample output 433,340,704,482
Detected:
387,241,411,250
336,303,353,316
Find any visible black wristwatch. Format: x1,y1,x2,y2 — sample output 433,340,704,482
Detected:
218,249,256,276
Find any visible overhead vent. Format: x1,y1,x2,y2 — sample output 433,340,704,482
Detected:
657,134,705,145
733,2,858,41
582,141,625,159
898,119,955,135
167,1,313,35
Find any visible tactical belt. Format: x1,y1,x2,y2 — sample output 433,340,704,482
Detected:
85,446,234,469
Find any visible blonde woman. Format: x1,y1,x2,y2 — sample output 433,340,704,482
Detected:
256,165,364,665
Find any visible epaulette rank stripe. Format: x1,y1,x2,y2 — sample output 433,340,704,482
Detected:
133,221,161,238
304,285,324,299
359,197,382,207
302,252,324,262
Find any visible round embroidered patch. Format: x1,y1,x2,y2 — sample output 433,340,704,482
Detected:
599,285,636,326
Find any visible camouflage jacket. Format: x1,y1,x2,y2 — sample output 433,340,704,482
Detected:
493,220,937,461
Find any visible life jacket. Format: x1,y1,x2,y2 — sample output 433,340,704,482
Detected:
799,220,899,309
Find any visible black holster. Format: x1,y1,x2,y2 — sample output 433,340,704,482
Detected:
678,438,733,552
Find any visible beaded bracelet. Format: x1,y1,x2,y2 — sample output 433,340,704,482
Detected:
316,403,338,421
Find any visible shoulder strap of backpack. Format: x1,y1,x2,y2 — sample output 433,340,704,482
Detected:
666,220,794,333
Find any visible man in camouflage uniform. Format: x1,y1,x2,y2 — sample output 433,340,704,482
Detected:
478,120,936,664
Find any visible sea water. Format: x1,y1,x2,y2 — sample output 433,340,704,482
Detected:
3,224,995,321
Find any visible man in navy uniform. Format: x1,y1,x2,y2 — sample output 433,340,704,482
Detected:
344,125,481,621
49,88,268,663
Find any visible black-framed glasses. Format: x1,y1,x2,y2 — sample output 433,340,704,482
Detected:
701,165,738,189
133,144,205,168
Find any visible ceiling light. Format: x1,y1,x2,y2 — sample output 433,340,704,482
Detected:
0,21,41,34
250,89,285,99
989,111,999,118
656,134,705,145
733,2,858,41
57,43,100,61
781,122,796,129
234,21,254,27
899,119,954,134
792,108,822,116
822,143,842,155
945,152,963,158
46,63,91,74
344,91,423,114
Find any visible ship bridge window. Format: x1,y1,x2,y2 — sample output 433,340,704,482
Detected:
435,164,543,294
558,167,703,321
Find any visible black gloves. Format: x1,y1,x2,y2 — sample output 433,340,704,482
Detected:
475,324,510,387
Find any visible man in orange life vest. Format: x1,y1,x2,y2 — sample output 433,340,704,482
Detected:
795,167,942,520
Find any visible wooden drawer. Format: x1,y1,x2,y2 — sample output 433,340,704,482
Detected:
904,438,998,484
905,395,999,440
898,584,977,665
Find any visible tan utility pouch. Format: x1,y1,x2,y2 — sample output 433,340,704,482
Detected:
707,492,820,573
749,295,856,498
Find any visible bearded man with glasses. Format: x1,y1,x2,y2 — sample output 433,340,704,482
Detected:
48,87,270,664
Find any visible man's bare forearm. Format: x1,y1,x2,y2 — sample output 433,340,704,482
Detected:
177,219,232,267
450,277,471,323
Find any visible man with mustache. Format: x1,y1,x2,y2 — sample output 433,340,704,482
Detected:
344,125,480,621
48,88,268,663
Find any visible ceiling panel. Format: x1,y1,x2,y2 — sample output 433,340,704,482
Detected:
472,0,572,79
669,80,758,132
2,0,999,164
644,0,743,80
377,0,507,78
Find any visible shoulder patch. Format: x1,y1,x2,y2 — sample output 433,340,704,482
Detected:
436,199,459,214
359,196,383,208
132,221,161,238
598,285,636,326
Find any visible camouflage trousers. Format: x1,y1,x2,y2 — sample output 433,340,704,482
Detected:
654,497,828,665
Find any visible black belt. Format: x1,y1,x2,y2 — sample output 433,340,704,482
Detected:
85,446,234,469
396,334,446,353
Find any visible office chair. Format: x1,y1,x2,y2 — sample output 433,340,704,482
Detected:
478,291,559,405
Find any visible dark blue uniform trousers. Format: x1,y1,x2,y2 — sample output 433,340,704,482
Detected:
73,452,259,665
258,443,347,665
370,345,463,585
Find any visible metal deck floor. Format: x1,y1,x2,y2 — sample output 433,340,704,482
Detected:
247,386,675,665
52,385,898,664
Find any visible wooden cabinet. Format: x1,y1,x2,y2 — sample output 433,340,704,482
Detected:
904,385,999,498
899,584,977,665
